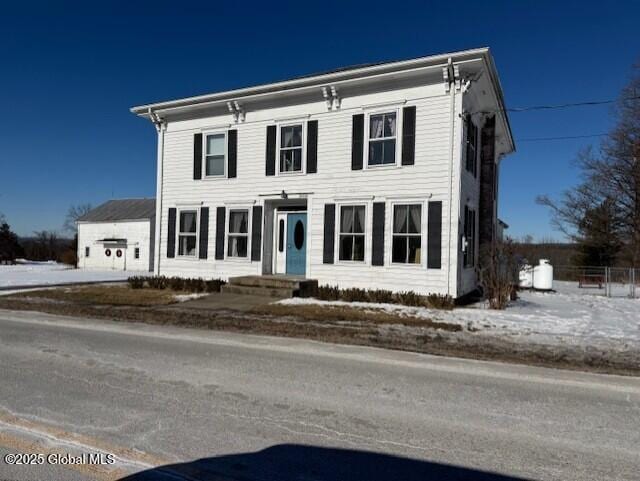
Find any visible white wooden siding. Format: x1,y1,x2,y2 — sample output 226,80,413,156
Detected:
156,81,468,296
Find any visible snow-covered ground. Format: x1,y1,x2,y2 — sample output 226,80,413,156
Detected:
0,260,147,289
279,281,640,349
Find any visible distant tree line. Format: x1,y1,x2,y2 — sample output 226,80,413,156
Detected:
0,204,91,265
538,63,640,267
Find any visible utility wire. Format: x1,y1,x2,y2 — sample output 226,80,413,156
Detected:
474,95,640,115
518,133,608,142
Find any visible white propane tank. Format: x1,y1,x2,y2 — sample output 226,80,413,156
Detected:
519,265,534,288
533,259,553,291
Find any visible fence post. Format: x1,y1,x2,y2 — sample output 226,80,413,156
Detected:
605,267,610,297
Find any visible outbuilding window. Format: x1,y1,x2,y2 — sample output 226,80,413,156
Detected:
392,204,422,264
178,210,198,256
279,124,304,173
339,205,366,262
368,112,397,166
205,133,226,177
227,209,249,258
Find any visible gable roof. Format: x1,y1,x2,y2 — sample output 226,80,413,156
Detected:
77,199,156,223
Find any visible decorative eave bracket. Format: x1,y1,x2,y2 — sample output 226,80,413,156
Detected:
227,101,245,123
321,85,341,110
442,60,461,93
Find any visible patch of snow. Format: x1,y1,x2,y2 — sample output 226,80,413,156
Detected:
277,281,640,350
0,262,147,289
173,293,209,302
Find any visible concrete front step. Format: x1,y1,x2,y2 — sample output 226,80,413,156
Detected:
221,284,295,298
227,275,318,297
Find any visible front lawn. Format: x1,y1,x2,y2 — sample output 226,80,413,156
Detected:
7,285,184,306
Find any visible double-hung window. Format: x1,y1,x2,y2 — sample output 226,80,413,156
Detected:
465,117,478,176
178,210,198,256
205,133,226,177
463,206,476,267
368,112,397,166
279,124,303,173
228,209,249,258
392,204,422,264
339,205,365,262
134,247,140,259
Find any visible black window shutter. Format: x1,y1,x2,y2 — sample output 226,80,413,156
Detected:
351,114,364,170
265,125,276,176
199,207,209,259
193,133,202,180
401,106,416,165
227,130,237,178
251,205,263,262
215,206,225,260
427,201,442,269
323,203,336,264
306,120,318,173
166,208,177,258
371,202,385,266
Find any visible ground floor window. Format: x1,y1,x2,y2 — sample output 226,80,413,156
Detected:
134,247,140,259
463,206,476,267
228,209,249,258
85,247,90,257
392,204,422,264
178,210,198,257
339,205,365,262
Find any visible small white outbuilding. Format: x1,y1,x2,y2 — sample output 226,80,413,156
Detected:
77,199,155,272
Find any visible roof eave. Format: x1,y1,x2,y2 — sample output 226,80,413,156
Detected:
130,47,491,117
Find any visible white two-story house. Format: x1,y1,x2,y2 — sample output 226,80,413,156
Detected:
131,47,514,299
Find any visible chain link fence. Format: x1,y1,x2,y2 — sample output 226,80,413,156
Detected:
553,265,640,298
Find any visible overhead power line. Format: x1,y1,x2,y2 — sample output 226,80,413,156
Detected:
518,133,608,142
474,95,640,115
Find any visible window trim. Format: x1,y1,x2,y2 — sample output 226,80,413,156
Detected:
176,208,199,258
335,203,368,265
389,201,425,267
225,207,252,261
202,130,227,179
365,108,401,168
276,121,306,176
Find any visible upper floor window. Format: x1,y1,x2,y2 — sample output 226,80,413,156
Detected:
368,112,397,166
178,210,198,257
279,124,303,173
465,117,478,176
339,205,366,262
392,204,422,264
228,209,249,258
205,133,226,177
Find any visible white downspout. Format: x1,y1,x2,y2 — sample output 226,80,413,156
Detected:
446,59,456,297
150,108,165,275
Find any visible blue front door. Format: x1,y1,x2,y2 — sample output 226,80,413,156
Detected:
286,213,307,275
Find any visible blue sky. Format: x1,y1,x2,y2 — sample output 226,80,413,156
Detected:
1,1,639,239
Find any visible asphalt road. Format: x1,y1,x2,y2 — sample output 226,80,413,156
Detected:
0,309,638,481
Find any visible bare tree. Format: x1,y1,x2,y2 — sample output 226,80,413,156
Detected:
538,63,640,266
63,203,92,234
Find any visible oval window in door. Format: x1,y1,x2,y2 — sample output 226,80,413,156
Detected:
294,220,304,250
